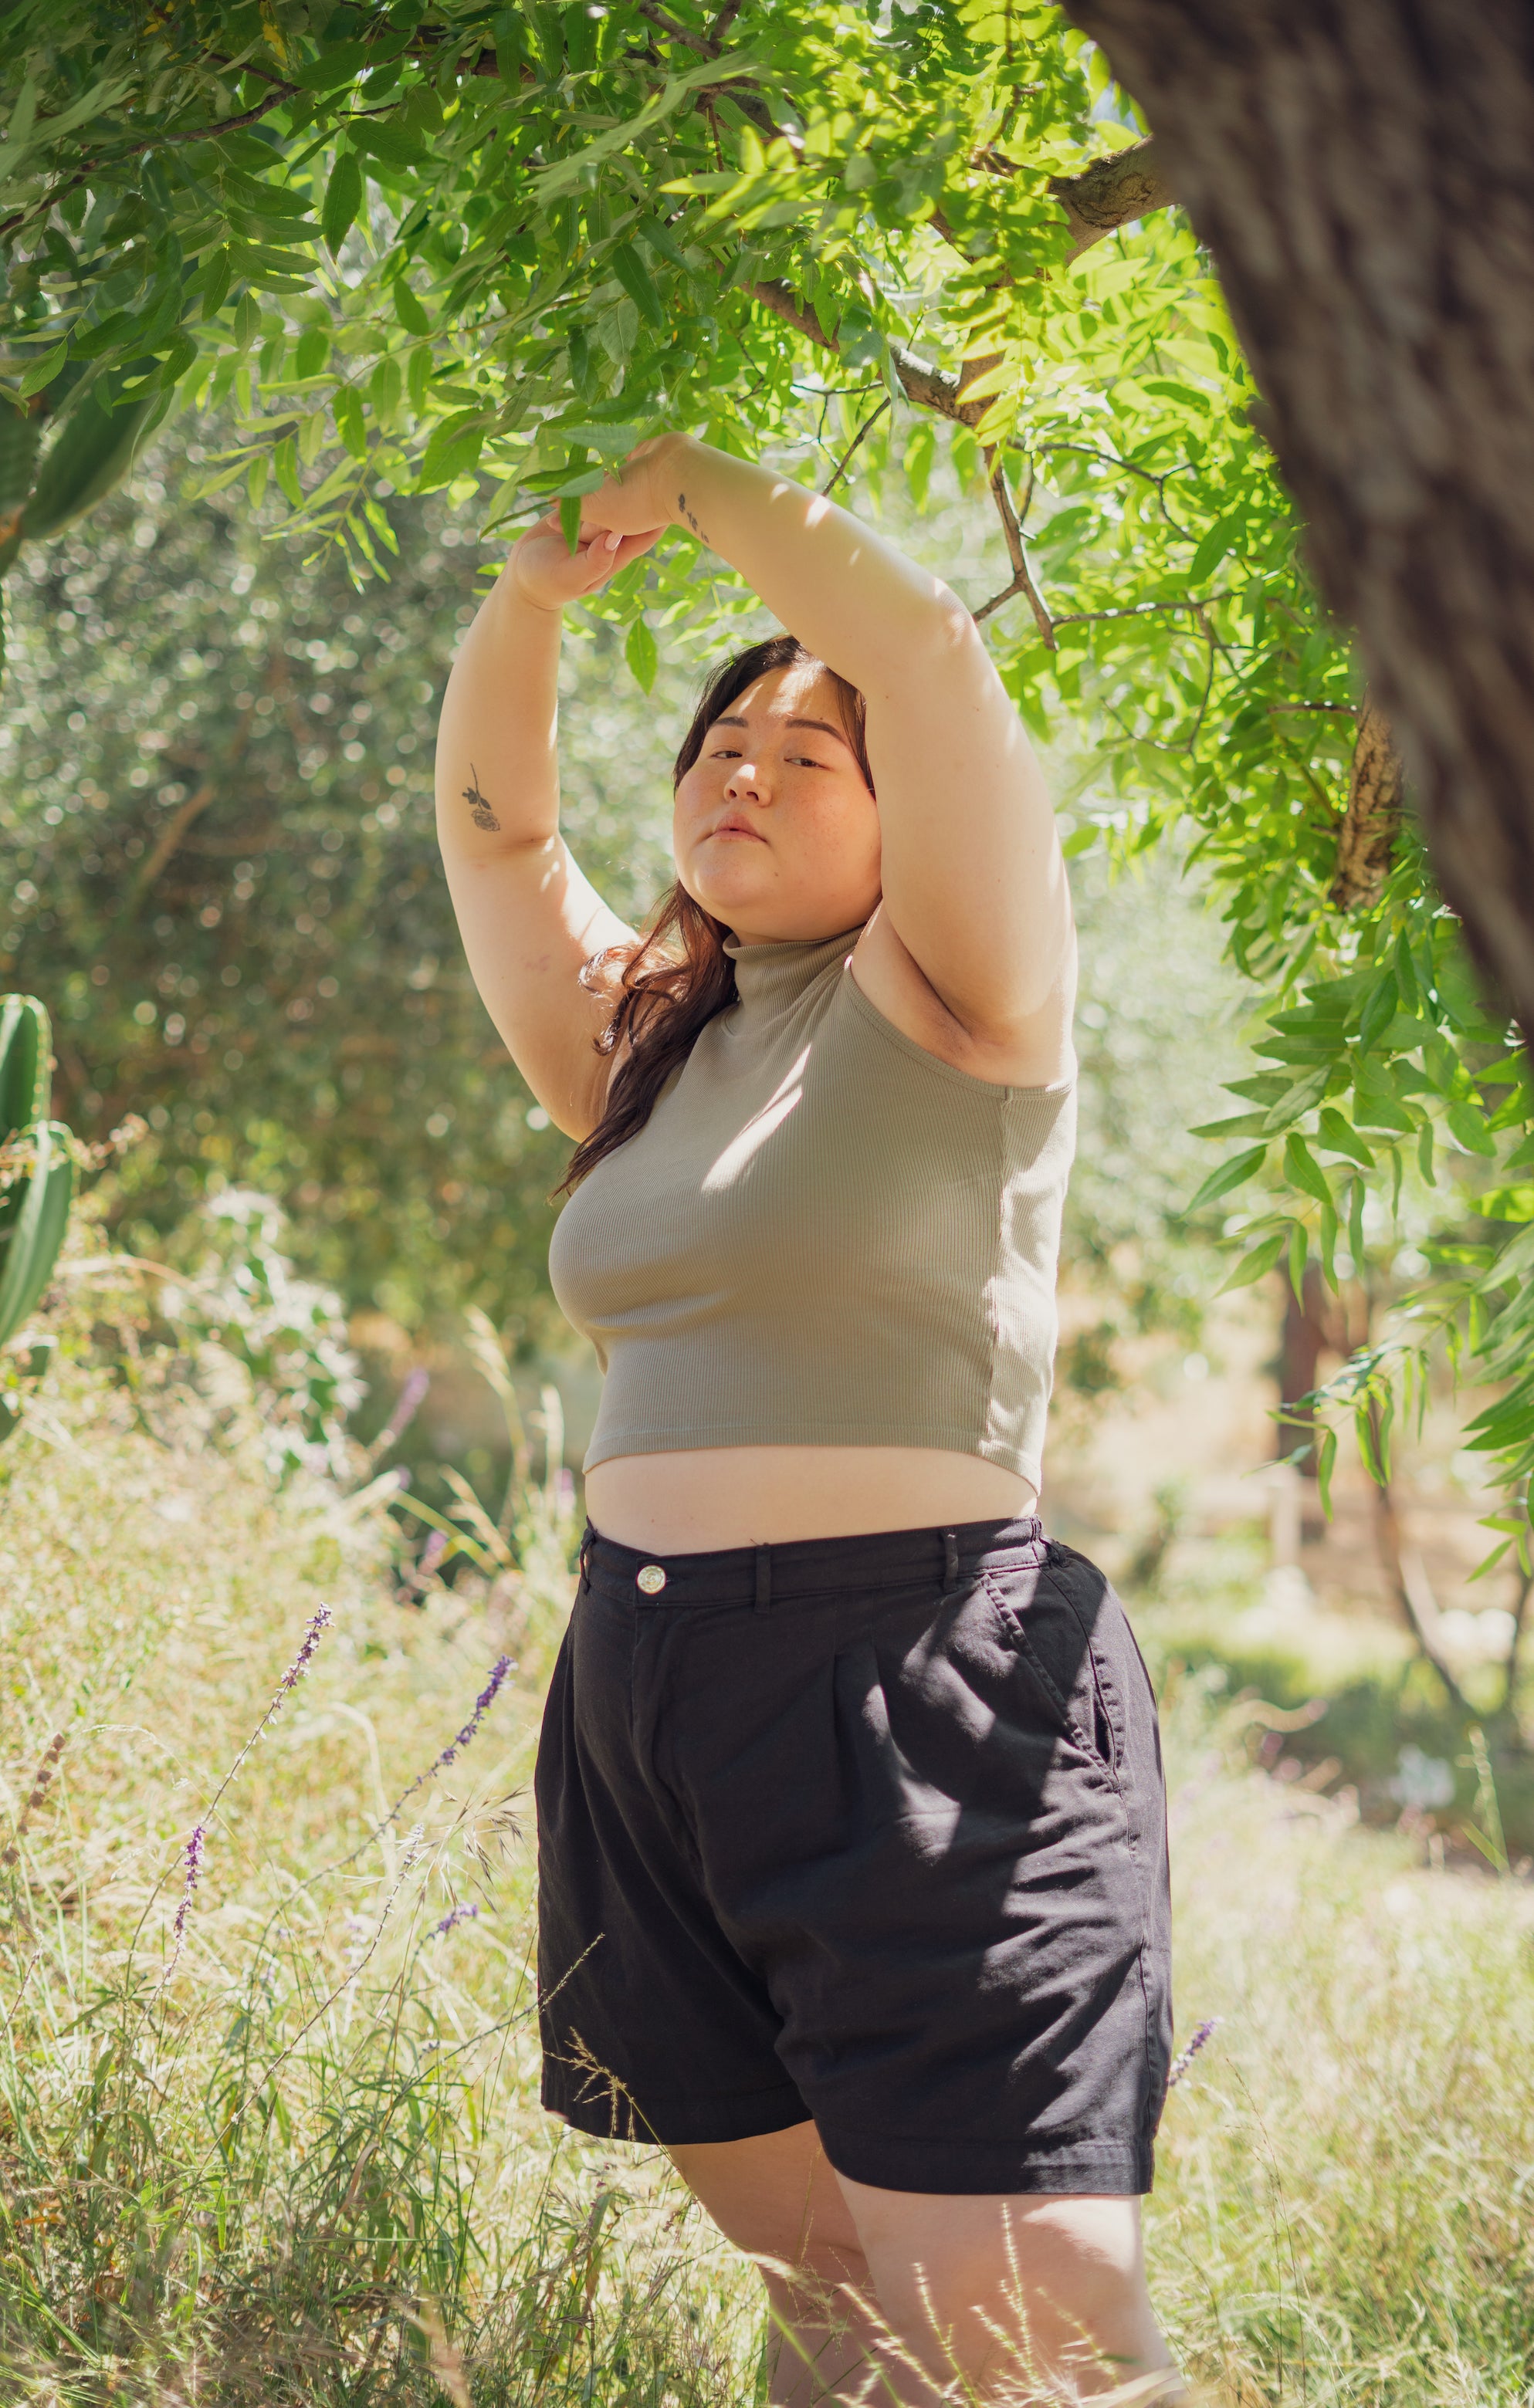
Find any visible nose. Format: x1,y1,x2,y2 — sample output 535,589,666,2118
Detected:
724,757,767,802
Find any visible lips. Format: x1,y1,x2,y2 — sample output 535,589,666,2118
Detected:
709,817,764,840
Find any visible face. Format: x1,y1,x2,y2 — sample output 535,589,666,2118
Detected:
672,664,881,945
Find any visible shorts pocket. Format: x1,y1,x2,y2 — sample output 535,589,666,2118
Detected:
980,1558,1120,1780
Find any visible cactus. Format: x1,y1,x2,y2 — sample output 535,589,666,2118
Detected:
0,994,74,1356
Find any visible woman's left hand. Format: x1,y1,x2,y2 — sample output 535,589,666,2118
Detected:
577,433,688,546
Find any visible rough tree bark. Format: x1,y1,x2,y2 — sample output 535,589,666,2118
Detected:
1331,695,1406,911
1063,0,1534,1043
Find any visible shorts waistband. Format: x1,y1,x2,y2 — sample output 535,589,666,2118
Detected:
579,1516,1048,1610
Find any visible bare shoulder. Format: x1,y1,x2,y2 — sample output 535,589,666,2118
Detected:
848,908,1076,1089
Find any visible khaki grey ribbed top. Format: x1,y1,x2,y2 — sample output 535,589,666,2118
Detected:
548,927,1076,1486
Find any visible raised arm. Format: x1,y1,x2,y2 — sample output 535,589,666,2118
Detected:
582,434,1075,1085
434,518,657,1138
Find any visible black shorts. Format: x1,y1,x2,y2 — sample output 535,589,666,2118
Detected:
536,1517,1172,2197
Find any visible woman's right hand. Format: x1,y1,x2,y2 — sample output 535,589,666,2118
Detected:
506,507,664,612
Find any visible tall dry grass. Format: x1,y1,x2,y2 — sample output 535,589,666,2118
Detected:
3,1338,1534,2402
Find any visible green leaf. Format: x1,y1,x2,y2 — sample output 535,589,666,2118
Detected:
554,423,644,458
286,39,374,92
1316,1106,1373,1168
1187,1144,1268,1215
350,120,425,172
17,341,68,400
273,435,302,507
323,150,364,255
22,367,161,541
1260,1066,1331,1134
369,354,402,426
625,614,659,692
905,416,936,512
198,248,233,320
394,281,432,338
1217,1226,1287,1293
1315,1426,1338,1520
1356,970,1399,1055
295,325,330,380
334,387,366,459
1446,1097,1498,1156
560,492,583,553
493,6,525,82
610,242,665,329
1353,1077,1414,1135
1283,1131,1335,1209
232,293,261,351
1189,509,1242,584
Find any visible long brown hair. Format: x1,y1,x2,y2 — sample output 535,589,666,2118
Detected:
557,634,872,1193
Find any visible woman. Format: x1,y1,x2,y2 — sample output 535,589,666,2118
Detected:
435,433,1180,2405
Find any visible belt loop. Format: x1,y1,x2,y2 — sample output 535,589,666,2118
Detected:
578,1524,593,1584
943,1528,960,1588
755,1544,772,1615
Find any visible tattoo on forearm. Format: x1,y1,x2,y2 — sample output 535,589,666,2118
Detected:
462,764,500,831
678,489,709,546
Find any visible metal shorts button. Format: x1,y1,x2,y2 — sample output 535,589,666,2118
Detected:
636,1564,667,1595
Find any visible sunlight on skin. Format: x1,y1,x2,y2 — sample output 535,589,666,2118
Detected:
670,661,882,948
672,2126,1187,2406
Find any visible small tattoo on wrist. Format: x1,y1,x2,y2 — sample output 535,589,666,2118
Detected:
677,489,709,545
462,765,499,831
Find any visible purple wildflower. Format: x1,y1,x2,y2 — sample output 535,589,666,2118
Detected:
418,1530,449,1578
1166,2017,1219,2089
431,1902,482,1939
372,1655,515,1832
171,1825,205,1945
438,1655,512,1769
161,1604,334,1980
279,1604,333,1693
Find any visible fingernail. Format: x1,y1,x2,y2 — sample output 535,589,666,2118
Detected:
606,530,621,551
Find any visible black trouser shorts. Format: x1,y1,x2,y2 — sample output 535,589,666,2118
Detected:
536,1517,1173,2197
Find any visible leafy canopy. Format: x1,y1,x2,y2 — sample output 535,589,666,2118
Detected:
1,0,1530,1557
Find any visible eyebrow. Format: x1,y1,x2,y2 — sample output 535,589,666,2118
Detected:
712,713,852,745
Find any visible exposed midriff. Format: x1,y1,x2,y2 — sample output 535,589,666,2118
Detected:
585,1441,1038,1553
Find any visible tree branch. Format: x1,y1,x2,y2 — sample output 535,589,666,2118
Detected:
635,1,716,57
976,462,1055,644
820,394,891,495
1329,691,1406,909
750,279,836,353
0,78,301,245
1048,137,1175,260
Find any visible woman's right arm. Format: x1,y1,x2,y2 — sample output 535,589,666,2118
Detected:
435,515,660,1138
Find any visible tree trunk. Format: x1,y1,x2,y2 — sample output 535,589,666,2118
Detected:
1063,0,1534,1043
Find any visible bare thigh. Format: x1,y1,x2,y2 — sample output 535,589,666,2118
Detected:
670,2126,1185,2404
670,2123,878,2406
838,2172,1183,2400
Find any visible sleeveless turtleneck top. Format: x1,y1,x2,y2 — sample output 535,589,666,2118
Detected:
547,928,1076,1489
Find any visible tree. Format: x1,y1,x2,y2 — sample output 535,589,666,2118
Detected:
0,448,682,1335
1062,0,1534,1046
1,1,1529,1577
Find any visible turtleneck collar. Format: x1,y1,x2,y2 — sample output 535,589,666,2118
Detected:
723,925,865,1022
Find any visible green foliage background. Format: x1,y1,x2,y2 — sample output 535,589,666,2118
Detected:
0,427,1237,1393
0,0,1529,1547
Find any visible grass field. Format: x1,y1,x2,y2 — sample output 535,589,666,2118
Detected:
5,1339,1534,2405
